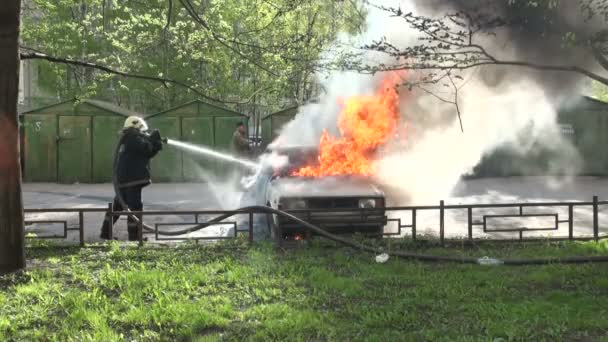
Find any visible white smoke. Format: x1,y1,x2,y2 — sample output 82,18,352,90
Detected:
273,0,583,204
376,76,581,204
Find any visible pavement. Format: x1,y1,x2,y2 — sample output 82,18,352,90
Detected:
23,183,241,243
22,176,608,243
391,176,608,240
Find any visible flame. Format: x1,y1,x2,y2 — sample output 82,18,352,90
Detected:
293,74,403,177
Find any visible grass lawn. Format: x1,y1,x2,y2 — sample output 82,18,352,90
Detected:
1,238,608,341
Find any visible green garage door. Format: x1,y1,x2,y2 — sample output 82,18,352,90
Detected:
58,116,92,183
575,111,604,175
92,116,124,182
261,117,272,148
149,116,181,182
182,117,214,181
24,114,57,182
214,116,245,151
214,116,247,177
272,115,292,138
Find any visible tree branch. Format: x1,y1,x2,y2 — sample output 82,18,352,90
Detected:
495,60,608,86
178,0,279,76
416,84,454,104
411,71,464,132
20,51,257,104
356,59,608,87
164,0,173,35
592,46,608,72
357,4,608,86
176,0,328,76
448,73,463,132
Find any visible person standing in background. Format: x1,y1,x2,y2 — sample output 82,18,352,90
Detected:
232,122,251,158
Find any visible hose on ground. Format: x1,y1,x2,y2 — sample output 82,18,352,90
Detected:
208,205,608,266
111,135,608,265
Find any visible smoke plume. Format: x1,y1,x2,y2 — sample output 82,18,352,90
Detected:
274,0,603,204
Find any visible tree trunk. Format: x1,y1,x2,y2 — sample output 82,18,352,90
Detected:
253,74,259,145
0,0,26,272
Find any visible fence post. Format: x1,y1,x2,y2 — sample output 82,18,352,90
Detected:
412,209,417,241
568,204,573,240
275,222,283,249
440,200,445,246
467,207,473,241
248,211,254,244
79,211,84,247
138,212,144,247
108,202,114,240
593,196,599,241
306,210,313,241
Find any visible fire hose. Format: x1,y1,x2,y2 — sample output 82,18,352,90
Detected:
111,134,608,265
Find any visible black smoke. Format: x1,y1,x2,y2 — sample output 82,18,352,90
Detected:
414,0,606,96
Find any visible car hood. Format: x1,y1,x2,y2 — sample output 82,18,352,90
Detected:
268,176,384,198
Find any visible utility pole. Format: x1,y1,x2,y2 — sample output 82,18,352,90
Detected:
0,0,26,272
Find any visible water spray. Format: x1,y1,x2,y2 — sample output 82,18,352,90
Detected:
165,138,259,170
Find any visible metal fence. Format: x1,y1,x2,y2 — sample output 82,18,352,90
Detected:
377,196,608,244
25,207,106,245
23,196,608,246
24,206,257,246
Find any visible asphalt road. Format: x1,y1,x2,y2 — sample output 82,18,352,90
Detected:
22,176,608,243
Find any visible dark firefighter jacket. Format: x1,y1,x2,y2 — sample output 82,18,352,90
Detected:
116,127,163,188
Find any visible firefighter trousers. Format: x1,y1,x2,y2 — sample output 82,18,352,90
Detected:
100,186,143,241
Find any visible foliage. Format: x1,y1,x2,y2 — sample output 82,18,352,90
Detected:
593,81,608,102
339,0,608,89
1,239,608,340
20,0,366,114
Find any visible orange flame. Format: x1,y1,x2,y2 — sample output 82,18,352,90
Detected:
293,74,403,177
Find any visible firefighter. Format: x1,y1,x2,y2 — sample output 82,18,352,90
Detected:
232,121,251,158
99,116,163,241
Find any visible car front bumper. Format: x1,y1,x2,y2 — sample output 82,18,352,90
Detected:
276,209,387,235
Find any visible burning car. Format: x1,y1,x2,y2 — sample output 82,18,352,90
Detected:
243,75,402,241
264,146,387,239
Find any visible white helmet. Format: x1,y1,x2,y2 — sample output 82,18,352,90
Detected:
124,116,148,131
